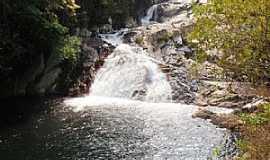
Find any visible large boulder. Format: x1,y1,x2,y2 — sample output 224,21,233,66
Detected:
156,2,192,22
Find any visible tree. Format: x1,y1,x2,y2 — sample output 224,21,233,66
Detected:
0,0,81,96
189,0,270,83
0,0,80,73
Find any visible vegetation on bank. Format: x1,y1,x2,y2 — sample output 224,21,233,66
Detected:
189,0,270,84
236,103,270,160
189,1,270,159
0,0,81,96
0,0,81,69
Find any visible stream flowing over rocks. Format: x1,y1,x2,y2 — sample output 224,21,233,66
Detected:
90,44,172,102
63,0,237,159
0,0,240,160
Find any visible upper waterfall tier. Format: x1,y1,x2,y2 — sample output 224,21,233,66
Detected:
141,4,159,25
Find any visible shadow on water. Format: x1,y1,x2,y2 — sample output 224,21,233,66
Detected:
0,97,151,160
0,96,60,128
0,96,65,160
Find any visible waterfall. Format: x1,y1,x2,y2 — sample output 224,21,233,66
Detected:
141,4,159,25
97,23,172,103
62,1,231,159
90,44,172,102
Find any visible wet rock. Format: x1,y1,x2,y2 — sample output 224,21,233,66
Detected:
192,108,216,119
173,35,183,46
76,28,92,38
193,109,243,130
66,36,115,96
150,29,173,47
123,32,138,43
190,80,199,92
217,132,240,160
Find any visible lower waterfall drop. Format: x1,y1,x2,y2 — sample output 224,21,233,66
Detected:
90,44,172,103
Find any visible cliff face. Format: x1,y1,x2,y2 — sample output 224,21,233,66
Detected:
0,39,107,99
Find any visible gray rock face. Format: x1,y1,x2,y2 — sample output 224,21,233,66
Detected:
18,54,45,95
160,45,196,103
156,2,192,22
34,68,62,94
66,37,115,96
0,49,64,98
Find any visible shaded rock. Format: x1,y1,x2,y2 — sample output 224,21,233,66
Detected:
19,54,45,95
99,24,113,34
66,37,114,97
123,32,138,43
0,48,64,97
76,28,92,38
34,68,62,94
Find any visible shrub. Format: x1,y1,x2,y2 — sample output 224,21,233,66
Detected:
189,0,270,83
135,36,144,45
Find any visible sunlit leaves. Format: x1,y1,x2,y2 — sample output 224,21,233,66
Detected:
189,0,270,83
59,36,81,62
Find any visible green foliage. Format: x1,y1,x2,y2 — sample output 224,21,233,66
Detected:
157,32,173,44
0,0,80,75
236,139,249,153
240,103,270,125
135,36,144,45
0,0,81,97
212,145,222,158
58,36,81,62
189,0,270,83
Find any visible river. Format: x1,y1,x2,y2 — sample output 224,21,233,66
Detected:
0,0,234,159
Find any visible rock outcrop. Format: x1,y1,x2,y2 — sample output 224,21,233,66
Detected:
121,0,199,103
0,50,64,98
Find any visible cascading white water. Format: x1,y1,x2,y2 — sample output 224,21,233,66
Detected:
141,4,159,25
62,1,234,159
90,44,172,102
99,28,128,46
